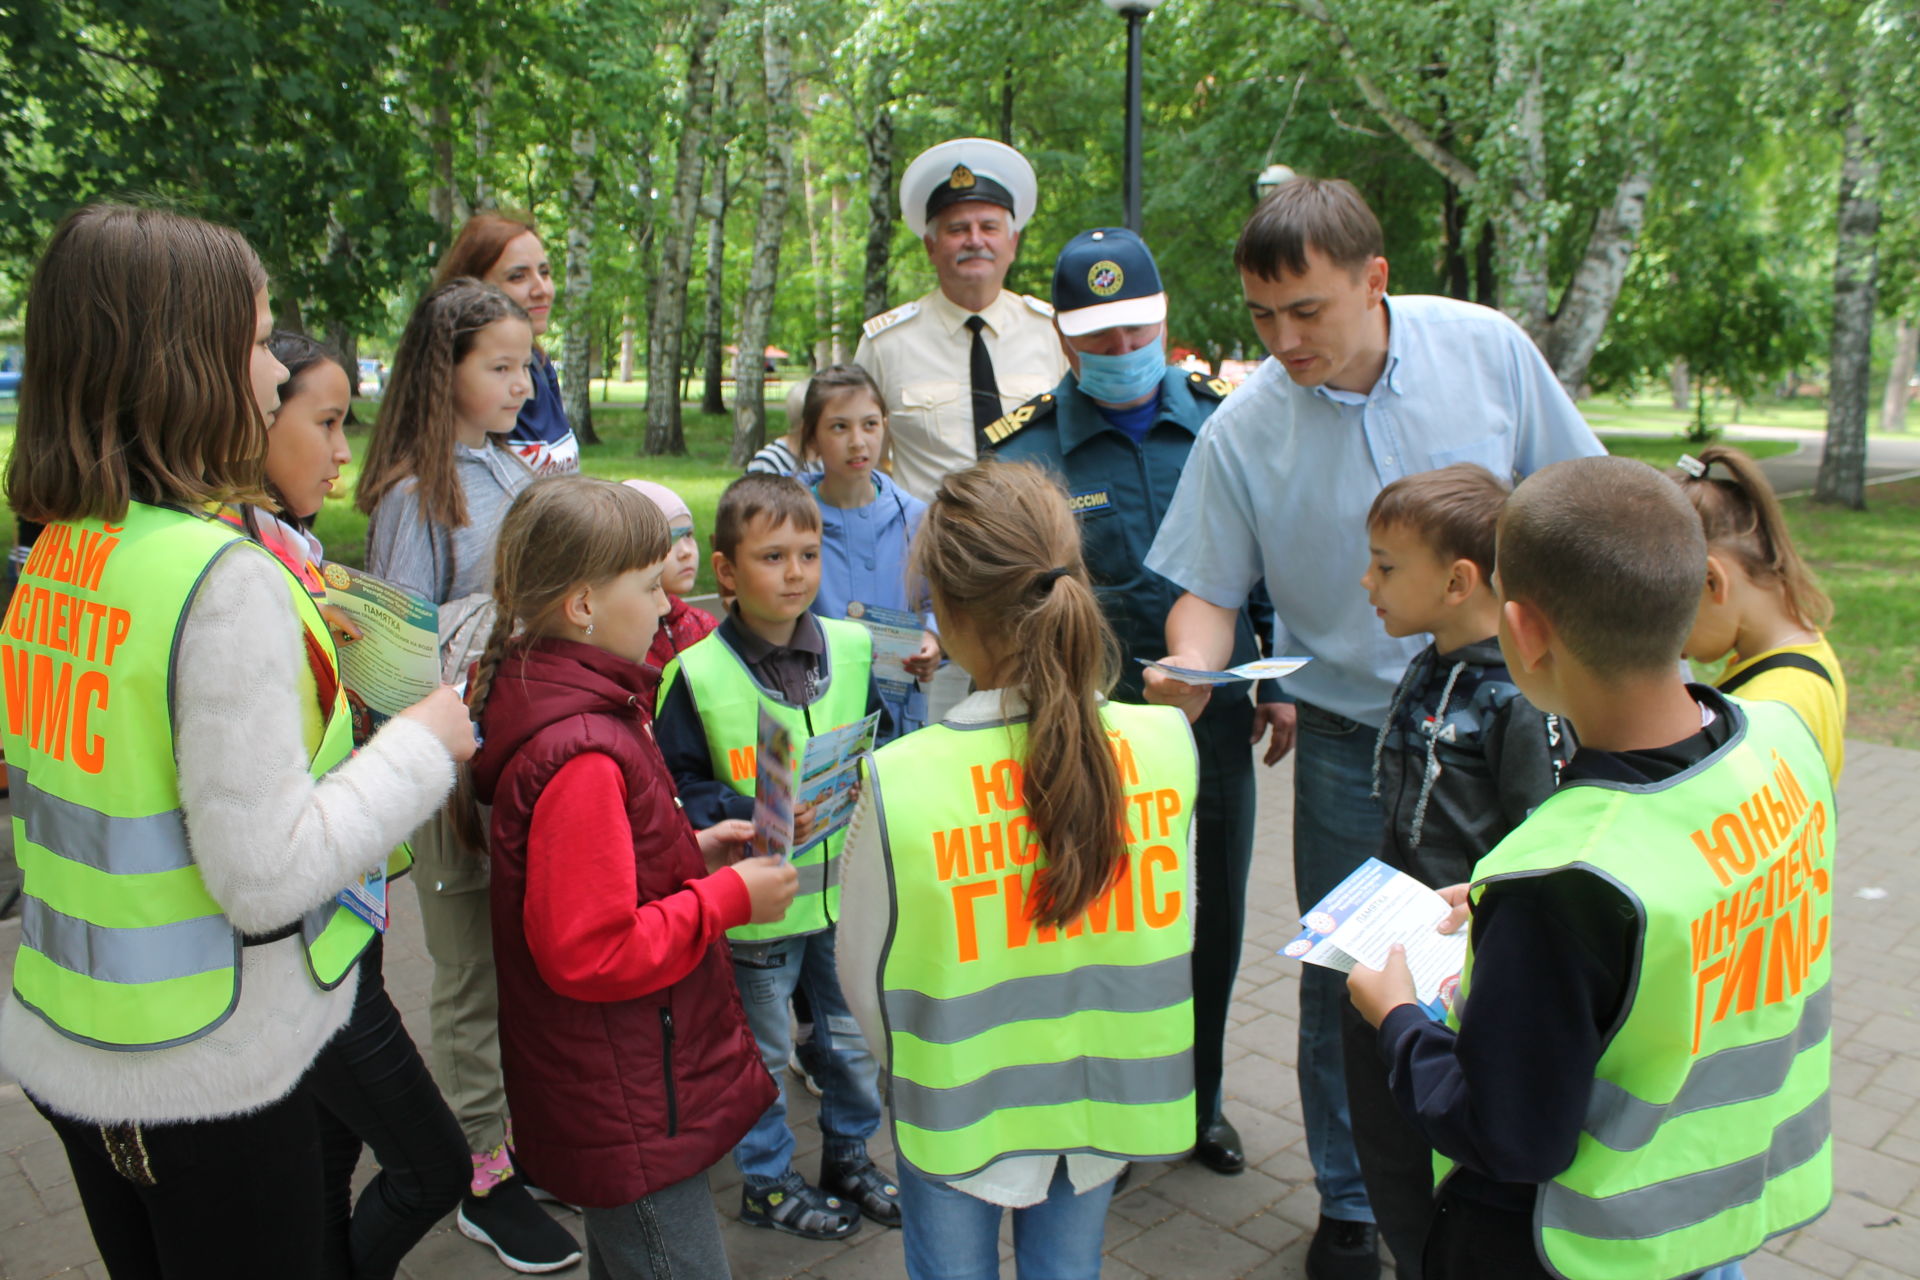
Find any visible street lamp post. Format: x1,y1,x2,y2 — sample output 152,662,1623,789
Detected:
1102,0,1163,232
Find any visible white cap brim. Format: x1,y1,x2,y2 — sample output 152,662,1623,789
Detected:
1056,292,1168,338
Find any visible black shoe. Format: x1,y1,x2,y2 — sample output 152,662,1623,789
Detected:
820,1156,902,1228
740,1171,861,1240
1306,1214,1380,1280
1193,1115,1247,1175
457,1176,583,1273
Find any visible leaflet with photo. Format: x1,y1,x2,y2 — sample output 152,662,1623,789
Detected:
321,563,441,740
845,601,925,697
1279,857,1466,1021
1137,655,1313,686
751,707,798,862
795,712,882,846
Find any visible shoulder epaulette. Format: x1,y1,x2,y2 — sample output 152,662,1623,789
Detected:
861,300,920,339
1188,371,1233,401
981,393,1057,448
1022,294,1055,318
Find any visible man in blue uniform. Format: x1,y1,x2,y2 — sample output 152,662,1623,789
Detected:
983,227,1285,1175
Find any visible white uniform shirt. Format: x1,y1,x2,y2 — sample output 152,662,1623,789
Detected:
855,287,1069,502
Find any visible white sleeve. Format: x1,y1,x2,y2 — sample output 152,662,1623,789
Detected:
174,547,457,933
837,772,889,1058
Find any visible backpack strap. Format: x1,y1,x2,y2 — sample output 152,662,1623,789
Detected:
1720,651,1834,695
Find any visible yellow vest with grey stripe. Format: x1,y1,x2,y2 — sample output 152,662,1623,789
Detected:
868,701,1198,1181
659,619,872,941
1442,696,1834,1279
0,502,376,1051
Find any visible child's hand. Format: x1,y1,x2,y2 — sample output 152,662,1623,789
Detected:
1347,945,1419,1028
1142,654,1214,724
792,802,821,843
318,603,363,646
902,631,942,680
733,856,800,924
398,685,479,763
1435,883,1472,935
696,819,755,872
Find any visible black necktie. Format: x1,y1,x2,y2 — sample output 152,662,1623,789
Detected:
966,315,1001,442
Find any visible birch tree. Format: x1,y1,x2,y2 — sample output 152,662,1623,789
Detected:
562,127,600,444
730,1,794,466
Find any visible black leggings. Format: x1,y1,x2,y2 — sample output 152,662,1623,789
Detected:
34,1084,327,1280
308,937,471,1280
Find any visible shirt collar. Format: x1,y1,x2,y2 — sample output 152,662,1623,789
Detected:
928,286,1013,337
725,604,825,663
1312,295,1405,406
1058,367,1198,454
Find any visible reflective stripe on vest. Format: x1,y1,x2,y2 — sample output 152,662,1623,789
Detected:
1440,697,1835,1279
659,619,872,941
871,702,1199,1181
0,504,367,1051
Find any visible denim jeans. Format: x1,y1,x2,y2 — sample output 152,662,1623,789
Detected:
1293,701,1383,1223
896,1160,1114,1280
584,1169,732,1280
730,927,883,1185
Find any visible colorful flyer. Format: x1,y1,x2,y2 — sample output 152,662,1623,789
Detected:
751,706,798,862
845,601,925,697
321,564,441,742
1280,857,1466,1021
1137,655,1314,686
794,712,882,848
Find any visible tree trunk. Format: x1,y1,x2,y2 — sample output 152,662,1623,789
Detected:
472,56,499,212
1493,9,1551,343
327,324,360,403
1669,359,1691,411
1815,112,1880,509
700,137,732,415
1881,315,1916,434
1440,174,1471,300
861,52,896,324
730,4,794,468
999,63,1015,145
803,147,831,369
644,0,730,455
828,182,848,362
1543,160,1655,399
619,312,636,382
429,100,459,233
562,128,600,446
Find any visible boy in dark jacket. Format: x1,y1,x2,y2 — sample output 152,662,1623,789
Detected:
1348,463,1571,1277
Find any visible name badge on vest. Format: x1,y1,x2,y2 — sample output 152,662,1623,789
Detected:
1068,489,1113,518
338,867,388,933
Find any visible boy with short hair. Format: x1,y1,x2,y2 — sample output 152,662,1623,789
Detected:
656,473,900,1241
1349,462,1571,1276
1349,456,1835,1280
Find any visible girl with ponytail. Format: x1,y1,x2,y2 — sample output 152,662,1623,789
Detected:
1671,446,1848,779
465,475,794,1278
839,459,1202,1280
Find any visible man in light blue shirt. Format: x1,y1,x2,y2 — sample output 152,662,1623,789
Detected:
1143,178,1602,1280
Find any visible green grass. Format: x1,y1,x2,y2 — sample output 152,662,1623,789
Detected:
1596,435,1797,469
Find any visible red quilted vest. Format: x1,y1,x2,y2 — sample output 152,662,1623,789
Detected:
473,638,773,1207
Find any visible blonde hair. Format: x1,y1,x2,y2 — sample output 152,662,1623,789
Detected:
1671,445,1832,631
449,475,670,850
913,460,1125,928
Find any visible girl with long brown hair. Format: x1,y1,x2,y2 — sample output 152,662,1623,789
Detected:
435,211,578,475
838,459,1201,1280
0,204,473,1279
466,475,795,1278
356,278,583,1271
1671,445,1847,779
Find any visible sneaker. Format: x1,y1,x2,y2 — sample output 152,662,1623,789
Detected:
1305,1214,1380,1280
457,1176,584,1273
787,1049,824,1099
740,1170,861,1240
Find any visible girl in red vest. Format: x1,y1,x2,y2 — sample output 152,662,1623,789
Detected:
466,474,798,1278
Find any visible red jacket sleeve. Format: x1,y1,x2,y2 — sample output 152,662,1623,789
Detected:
525,752,753,1003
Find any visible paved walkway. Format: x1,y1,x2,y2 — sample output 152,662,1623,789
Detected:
1591,423,1920,497
1,740,1916,1279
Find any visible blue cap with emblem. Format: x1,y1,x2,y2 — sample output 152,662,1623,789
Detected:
1051,227,1168,338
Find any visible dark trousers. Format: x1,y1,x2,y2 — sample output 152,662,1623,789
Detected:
33,1083,326,1280
1192,697,1259,1127
1342,998,1434,1278
309,937,471,1280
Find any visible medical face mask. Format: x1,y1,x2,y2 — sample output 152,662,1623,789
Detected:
1074,334,1166,404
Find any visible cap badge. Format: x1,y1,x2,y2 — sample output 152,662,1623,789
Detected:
949,164,976,190
1087,261,1124,297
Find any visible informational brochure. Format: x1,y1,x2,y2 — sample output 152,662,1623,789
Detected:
321,564,441,740
1137,655,1313,686
845,601,925,698
1280,858,1467,1021
751,707,798,862
337,864,388,933
794,712,882,847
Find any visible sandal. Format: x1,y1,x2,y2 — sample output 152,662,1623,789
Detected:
820,1157,902,1228
740,1172,861,1240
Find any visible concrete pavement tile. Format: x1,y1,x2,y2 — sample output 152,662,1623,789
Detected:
1870,1053,1920,1097
1856,1086,1920,1124
1831,1095,1899,1148
722,1214,856,1280
0,1205,98,1278
30,1174,78,1219
1110,1206,1269,1279
1097,1255,1149,1280
1752,1246,1854,1280
1255,1140,1315,1188
1109,1188,1180,1228
1227,1012,1299,1067
1854,1013,1920,1055
1148,1162,1289,1229
1801,1190,1920,1273
1266,1185,1324,1232
0,1167,36,1231
1784,1228,1867,1277
800,1226,903,1280
1230,1208,1305,1255
1842,1261,1915,1280
1238,1237,1312,1279
1102,1205,1147,1252
1220,1102,1302,1167
1835,1140,1920,1212
13,1139,70,1194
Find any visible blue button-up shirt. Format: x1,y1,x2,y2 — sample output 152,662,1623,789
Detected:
1145,295,1603,727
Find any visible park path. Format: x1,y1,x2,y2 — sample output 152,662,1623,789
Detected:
1,740,1917,1279
1593,422,1920,496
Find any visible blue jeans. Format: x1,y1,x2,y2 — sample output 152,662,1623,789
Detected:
1293,701,1383,1223
897,1161,1114,1280
730,927,883,1185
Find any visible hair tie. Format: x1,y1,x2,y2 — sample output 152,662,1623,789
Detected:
1035,566,1071,592
1676,454,1710,480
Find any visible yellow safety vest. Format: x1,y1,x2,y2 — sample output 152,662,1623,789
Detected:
1,503,374,1050
869,700,1199,1180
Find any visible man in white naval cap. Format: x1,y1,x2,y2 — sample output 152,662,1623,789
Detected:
854,137,1069,501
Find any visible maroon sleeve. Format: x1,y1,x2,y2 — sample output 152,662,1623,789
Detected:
525,752,753,1002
